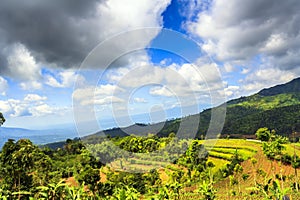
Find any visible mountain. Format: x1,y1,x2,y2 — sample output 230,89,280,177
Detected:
258,77,300,96
47,77,300,148
220,78,300,136
96,77,300,139
0,127,78,148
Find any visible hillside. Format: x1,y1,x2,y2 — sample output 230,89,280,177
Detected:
217,77,300,136
81,77,300,142
44,77,300,149
258,77,300,96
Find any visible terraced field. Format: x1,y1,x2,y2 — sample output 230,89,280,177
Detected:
108,139,261,173
101,139,300,199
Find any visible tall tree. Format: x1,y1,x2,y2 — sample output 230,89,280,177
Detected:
0,112,5,126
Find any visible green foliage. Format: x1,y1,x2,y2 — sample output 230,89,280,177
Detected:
35,180,67,199
0,133,298,199
65,182,88,200
0,139,52,194
219,149,244,178
176,140,208,172
0,112,5,126
112,186,140,200
256,127,273,141
106,171,147,194
196,163,217,200
259,128,288,160
150,182,182,200
116,135,160,153
253,178,291,200
77,165,100,193
262,140,285,159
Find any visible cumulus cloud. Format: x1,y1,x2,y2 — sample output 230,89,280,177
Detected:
29,104,55,117
240,67,296,93
224,85,240,98
24,94,47,102
4,43,41,81
133,97,147,103
20,81,43,90
0,93,64,117
73,84,124,106
110,59,224,99
0,0,171,81
45,70,85,88
0,76,8,95
72,60,223,112
186,0,300,70
150,86,175,97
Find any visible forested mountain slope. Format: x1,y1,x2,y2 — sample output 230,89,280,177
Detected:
84,77,300,142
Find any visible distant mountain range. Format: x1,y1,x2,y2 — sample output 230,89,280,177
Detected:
0,127,78,147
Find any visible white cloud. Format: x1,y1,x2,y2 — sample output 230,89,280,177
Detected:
110,59,224,98
0,99,28,117
0,94,64,117
73,84,124,106
28,104,53,116
241,68,296,93
20,81,42,90
133,97,147,103
0,100,11,113
45,70,85,88
150,86,175,97
24,94,47,102
94,56,227,111
241,68,250,75
6,43,41,81
0,76,8,95
82,96,124,106
223,63,235,73
224,85,240,97
97,0,170,35
260,33,289,54
186,0,300,70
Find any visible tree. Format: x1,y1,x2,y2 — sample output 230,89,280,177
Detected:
0,139,52,199
198,161,217,200
0,112,5,126
233,164,243,195
112,186,140,200
77,165,100,193
197,180,216,200
255,127,273,141
36,180,67,200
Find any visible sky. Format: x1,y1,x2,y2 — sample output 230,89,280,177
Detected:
0,0,300,134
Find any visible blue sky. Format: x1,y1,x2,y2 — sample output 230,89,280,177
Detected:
0,0,300,134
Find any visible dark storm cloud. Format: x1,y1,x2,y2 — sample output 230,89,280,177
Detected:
0,0,172,80
0,0,105,70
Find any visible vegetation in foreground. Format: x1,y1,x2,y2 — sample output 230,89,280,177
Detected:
0,127,300,199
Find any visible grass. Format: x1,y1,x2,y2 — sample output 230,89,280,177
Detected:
294,143,300,148
200,139,261,152
283,143,300,156
229,93,300,110
211,148,256,160
208,151,233,161
207,157,230,173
